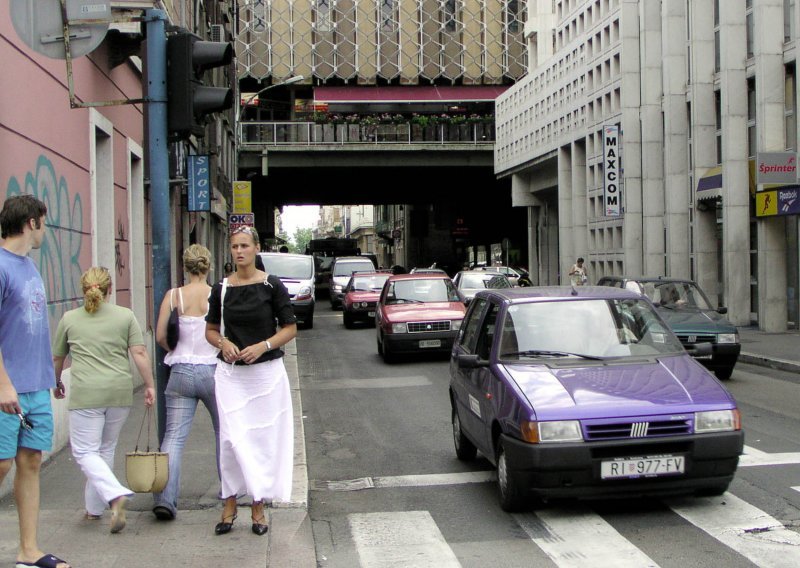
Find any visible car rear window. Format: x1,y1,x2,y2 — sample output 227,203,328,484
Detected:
259,255,313,279
333,260,375,277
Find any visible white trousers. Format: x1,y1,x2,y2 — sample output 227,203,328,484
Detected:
69,407,133,515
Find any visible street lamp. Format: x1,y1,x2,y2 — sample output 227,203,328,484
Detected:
237,75,304,138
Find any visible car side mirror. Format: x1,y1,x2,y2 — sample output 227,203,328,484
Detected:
457,353,489,369
716,306,728,314
687,342,713,357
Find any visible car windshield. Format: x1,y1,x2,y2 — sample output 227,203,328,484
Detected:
629,281,714,310
350,274,390,291
498,298,684,360
387,278,461,304
461,274,510,289
259,255,313,279
334,261,375,277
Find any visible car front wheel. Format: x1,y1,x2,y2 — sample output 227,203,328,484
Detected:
714,366,734,381
343,311,354,329
497,439,527,512
452,407,477,461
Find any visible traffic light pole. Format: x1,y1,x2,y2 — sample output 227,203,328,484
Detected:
145,9,170,441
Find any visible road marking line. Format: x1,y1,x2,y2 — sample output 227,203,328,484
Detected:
515,508,659,567
740,445,800,467
792,486,800,494
305,376,431,390
313,471,494,491
667,493,800,567
349,511,461,567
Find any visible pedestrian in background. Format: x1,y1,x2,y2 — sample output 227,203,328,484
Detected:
152,244,220,521
569,257,588,286
205,226,297,536
223,262,234,277
0,195,72,568
52,267,155,534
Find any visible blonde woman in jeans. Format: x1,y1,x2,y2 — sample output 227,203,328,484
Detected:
52,267,155,534
152,244,220,521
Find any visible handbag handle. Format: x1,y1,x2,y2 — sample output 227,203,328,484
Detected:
133,406,160,453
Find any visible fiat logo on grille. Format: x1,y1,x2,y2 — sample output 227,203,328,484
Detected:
426,324,432,330
688,335,697,343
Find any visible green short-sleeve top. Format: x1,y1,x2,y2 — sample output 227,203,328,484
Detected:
52,302,145,410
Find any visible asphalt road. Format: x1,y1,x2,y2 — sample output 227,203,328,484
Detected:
297,310,800,568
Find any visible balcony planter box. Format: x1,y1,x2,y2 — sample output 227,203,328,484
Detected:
313,125,323,143
336,124,347,142
377,124,396,142
348,124,360,142
424,125,438,141
323,124,335,142
362,125,377,142
459,124,470,141
447,124,460,141
293,123,309,143
396,124,410,141
411,124,423,141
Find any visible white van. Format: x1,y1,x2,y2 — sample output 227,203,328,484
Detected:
258,253,315,329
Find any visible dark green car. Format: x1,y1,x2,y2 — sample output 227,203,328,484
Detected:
597,276,740,380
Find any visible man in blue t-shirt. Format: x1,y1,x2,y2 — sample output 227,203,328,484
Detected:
0,195,70,568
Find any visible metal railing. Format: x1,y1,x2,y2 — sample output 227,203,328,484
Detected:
239,121,496,147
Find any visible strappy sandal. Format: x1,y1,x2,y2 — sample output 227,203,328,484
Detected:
251,502,269,535
215,512,237,535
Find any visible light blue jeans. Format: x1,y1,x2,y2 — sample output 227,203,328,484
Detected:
152,363,219,516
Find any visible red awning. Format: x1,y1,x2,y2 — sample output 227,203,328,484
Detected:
313,85,510,103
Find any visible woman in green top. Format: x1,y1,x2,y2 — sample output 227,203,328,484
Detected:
52,267,155,534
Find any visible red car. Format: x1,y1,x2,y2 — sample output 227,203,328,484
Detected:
343,272,391,328
375,273,466,362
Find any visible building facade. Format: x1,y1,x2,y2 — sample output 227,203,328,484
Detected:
496,0,799,331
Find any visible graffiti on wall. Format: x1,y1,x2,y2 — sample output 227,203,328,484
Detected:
4,155,85,321
115,218,126,275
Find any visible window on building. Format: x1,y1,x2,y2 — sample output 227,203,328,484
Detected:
380,0,397,32
507,0,520,33
786,0,796,42
316,0,332,33
252,0,267,33
786,64,797,150
713,0,720,72
746,0,754,58
444,0,457,32
747,78,756,157
715,90,722,164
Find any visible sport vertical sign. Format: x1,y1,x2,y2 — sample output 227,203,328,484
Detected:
603,124,621,216
187,155,210,212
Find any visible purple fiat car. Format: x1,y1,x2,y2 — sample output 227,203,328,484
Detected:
449,286,743,511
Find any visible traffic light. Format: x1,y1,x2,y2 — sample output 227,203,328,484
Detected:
167,30,233,140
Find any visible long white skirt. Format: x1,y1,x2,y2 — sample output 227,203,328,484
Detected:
215,358,293,503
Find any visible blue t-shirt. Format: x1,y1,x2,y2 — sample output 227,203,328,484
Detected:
0,248,55,393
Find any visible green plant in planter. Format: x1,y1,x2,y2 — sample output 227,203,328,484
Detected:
410,113,430,128
360,115,378,126
450,114,467,125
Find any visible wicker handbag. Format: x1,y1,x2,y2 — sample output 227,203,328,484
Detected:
125,407,169,493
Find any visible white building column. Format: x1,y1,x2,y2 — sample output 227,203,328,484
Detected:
662,0,690,278
755,0,788,331
571,141,588,264
640,0,665,275
558,146,574,284
621,0,643,276
719,0,751,326
689,0,721,304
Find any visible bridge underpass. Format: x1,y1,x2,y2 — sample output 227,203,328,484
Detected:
238,146,529,273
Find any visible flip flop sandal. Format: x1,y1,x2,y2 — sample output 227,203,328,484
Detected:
15,553,71,568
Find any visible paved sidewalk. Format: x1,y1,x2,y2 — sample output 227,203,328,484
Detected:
738,326,800,374
0,340,315,568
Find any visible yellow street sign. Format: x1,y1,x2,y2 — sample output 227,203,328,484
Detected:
232,181,252,214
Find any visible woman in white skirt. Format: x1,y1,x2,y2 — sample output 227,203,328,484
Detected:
205,226,297,536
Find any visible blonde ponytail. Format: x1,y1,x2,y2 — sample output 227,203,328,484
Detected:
81,267,111,314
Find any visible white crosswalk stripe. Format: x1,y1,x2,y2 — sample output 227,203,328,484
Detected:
666,493,800,568
515,508,659,567
348,511,461,567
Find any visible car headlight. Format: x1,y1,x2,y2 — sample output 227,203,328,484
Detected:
695,409,740,433
520,420,583,443
332,284,343,292
296,286,312,300
391,323,407,334
451,319,463,331
717,333,739,344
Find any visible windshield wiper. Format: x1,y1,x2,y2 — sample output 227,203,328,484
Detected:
393,298,424,304
502,349,604,360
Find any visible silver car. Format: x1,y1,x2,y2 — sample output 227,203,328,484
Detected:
453,270,512,305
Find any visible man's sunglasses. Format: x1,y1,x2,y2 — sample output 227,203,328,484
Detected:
18,413,34,431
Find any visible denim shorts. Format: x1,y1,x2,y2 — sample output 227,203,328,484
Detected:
0,390,54,459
